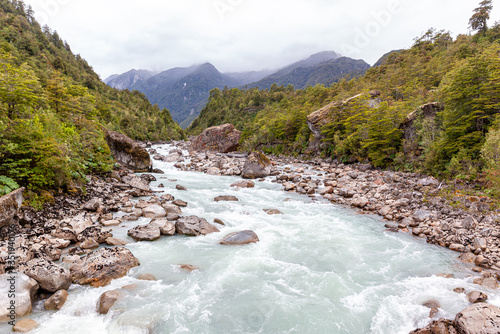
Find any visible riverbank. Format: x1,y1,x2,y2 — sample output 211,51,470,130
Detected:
1,140,500,333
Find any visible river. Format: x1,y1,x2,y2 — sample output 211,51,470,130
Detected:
15,145,500,334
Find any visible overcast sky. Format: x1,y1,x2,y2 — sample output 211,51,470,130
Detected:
22,0,500,79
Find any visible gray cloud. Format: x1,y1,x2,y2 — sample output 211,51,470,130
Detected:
23,0,498,79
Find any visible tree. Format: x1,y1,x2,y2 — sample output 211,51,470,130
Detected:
0,51,41,118
469,0,493,34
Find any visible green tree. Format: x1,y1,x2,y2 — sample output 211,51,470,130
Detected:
469,0,493,34
0,51,41,118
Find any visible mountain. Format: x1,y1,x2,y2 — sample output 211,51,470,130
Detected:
225,69,274,86
105,69,154,89
248,52,370,89
106,63,240,128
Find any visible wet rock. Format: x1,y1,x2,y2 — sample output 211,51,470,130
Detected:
101,219,121,227
214,218,225,225
12,319,38,332
0,273,38,322
176,184,187,191
70,247,140,287
127,224,161,241
179,264,199,272
423,299,441,318
149,219,176,236
172,200,188,207
231,180,255,188
263,209,283,215
409,318,457,334
220,230,259,245
241,152,273,179
19,258,71,293
319,186,334,195
80,238,99,250
137,273,157,281
140,174,156,182
164,152,182,162
105,130,152,172
44,289,68,310
105,237,128,246
473,277,499,290
162,203,182,214
455,303,500,333
207,167,221,175
449,244,466,253
214,196,239,202
176,216,220,236
467,291,488,303
142,204,167,218
454,287,466,294
97,289,124,315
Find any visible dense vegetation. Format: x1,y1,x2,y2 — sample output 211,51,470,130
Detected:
188,0,500,195
0,0,184,202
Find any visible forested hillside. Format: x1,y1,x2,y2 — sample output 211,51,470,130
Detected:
188,1,500,194
0,0,184,201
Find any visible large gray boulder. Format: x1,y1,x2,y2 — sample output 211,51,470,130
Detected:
19,258,71,293
105,130,151,172
142,204,166,218
220,230,259,245
455,303,500,334
190,123,241,153
241,152,273,179
0,187,24,228
70,247,140,287
0,273,38,323
176,216,220,236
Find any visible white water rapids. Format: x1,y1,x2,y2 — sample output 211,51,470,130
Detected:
6,145,500,334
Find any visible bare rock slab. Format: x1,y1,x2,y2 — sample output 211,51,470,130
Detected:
70,247,140,287
455,303,500,334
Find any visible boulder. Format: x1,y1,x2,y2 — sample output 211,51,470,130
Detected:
77,226,112,244
409,319,457,334
149,219,176,236
162,203,182,214
231,180,255,188
0,273,38,322
122,174,151,192
0,187,24,228
142,204,167,218
455,303,500,334
19,258,71,293
80,238,99,249
97,289,124,315
44,289,69,310
413,210,434,222
339,187,355,198
190,123,241,153
70,247,140,287
105,237,128,246
417,177,440,187
467,291,488,303
176,216,220,236
172,200,188,207
263,209,282,215
137,273,157,281
214,196,239,202
12,319,38,332
82,198,102,212
127,224,161,241
241,152,273,179
352,197,369,208
105,130,151,172
220,230,259,245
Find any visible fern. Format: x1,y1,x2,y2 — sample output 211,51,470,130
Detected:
0,175,20,196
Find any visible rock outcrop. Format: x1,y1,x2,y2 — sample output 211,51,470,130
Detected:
241,151,273,179
0,187,24,228
190,123,241,153
70,247,140,287
105,130,152,172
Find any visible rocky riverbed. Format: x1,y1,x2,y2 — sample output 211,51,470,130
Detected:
1,135,500,333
